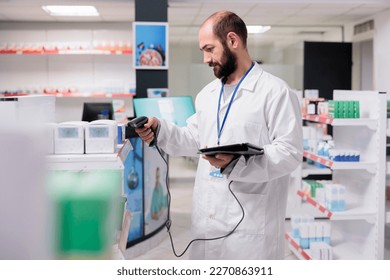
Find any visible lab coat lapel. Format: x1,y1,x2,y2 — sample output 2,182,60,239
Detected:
221,63,264,107
239,63,263,93
212,63,264,113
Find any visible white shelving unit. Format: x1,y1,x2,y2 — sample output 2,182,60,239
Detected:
301,161,332,177
297,190,377,223
286,162,328,219
287,90,387,259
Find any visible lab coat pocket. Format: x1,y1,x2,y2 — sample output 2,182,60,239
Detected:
228,192,265,235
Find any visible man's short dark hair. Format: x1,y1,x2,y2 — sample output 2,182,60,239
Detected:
210,11,248,48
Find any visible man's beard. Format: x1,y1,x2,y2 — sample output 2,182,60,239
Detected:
209,44,237,82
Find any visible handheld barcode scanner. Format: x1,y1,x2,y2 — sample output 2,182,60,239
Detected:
128,116,148,128
128,116,244,258
127,116,156,146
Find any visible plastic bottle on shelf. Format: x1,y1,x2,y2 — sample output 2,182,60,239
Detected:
322,222,331,245
315,141,326,168
302,126,310,153
337,185,346,211
315,187,326,206
290,215,301,238
307,101,317,115
309,223,316,245
299,224,310,249
354,150,360,162
325,184,337,211
323,137,334,159
315,223,323,242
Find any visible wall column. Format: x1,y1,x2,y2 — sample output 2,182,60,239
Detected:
135,0,168,98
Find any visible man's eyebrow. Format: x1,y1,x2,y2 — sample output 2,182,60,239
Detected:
200,44,212,51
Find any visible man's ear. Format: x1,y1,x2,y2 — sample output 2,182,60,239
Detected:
227,32,238,47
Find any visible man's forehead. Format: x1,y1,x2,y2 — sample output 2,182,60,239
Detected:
199,21,217,47
199,19,214,36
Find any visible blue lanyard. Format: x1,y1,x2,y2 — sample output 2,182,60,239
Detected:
216,63,254,145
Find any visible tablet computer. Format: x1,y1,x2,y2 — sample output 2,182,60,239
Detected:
198,143,264,156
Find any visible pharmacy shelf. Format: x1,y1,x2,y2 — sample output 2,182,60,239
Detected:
295,91,387,260
0,46,132,55
297,190,376,223
329,220,381,260
303,151,376,172
44,92,135,98
285,232,313,260
302,162,332,178
1,92,135,98
1,50,132,55
297,190,331,218
331,238,367,260
286,229,373,260
303,114,377,129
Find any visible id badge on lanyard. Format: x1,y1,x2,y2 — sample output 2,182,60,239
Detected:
209,63,254,181
216,63,254,145
208,166,225,181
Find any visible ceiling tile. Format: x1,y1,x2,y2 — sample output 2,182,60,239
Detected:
245,5,309,17
346,6,389,16
169,7,201,16
324,14,368,23
296,7,357,16
100,15,134,22
169,26,189,35
95,6,134,16
278,15,331,25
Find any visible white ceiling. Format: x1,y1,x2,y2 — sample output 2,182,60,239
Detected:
0,0,389,46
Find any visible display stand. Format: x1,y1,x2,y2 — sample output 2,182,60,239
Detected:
287,91,387,259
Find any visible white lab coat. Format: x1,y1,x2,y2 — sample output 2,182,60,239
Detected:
157,63,303,259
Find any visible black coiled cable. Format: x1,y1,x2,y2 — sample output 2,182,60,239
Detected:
154,144,245,258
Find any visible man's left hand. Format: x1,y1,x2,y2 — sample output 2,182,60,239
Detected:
202,153,235,169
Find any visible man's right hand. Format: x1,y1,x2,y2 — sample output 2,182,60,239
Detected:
134,117,159,145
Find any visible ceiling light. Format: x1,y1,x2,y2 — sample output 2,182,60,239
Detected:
42,5,99,17
247,25,271,34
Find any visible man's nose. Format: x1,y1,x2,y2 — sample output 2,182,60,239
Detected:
203,53,211,64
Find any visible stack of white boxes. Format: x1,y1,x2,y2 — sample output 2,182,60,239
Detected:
54,121,88,154
53,120,120,155
291,214,333,260
85,120,117,154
